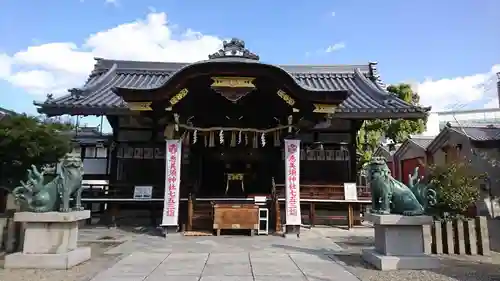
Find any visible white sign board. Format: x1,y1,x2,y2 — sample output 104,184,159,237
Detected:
343,182,358,201
285,139,301,225
133,186,153,199
161,139,182,227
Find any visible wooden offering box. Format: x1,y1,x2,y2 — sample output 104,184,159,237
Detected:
213,203,259,236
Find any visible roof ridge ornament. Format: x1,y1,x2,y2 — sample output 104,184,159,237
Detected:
208,38,259,60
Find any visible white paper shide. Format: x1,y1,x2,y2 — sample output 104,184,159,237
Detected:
284,139,301,225
161,140,182,226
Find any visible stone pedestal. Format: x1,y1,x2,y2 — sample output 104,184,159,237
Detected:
4,210,91,269
362,213,439,270
284,225,300,239
162,225,180,237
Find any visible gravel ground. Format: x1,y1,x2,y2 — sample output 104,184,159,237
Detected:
0,242,123,281
332,235,500,281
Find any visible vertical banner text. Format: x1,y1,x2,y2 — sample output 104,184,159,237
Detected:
285,139,301,225
161,139,182,226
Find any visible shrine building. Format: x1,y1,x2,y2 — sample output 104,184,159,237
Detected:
34,38,429,235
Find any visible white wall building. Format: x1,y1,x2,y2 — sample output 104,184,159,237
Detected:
423,108,500,136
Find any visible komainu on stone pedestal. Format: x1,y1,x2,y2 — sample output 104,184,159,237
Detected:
362,213,439,270
12,152,84,212
365,157,436,216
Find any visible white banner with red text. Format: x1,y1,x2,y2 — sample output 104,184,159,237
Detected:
161,139,182,227
284,139,301,225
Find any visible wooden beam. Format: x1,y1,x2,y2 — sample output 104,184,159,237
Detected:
309,203,315,227
347,203,354,230
275,200,281,232
187,195,193,231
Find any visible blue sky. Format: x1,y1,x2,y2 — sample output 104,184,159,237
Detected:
0,0,499,124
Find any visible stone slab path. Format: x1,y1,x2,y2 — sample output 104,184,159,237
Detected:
90,252,360,281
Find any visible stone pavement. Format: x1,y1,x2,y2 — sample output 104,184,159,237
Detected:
82,227,369,281
90,252,360,281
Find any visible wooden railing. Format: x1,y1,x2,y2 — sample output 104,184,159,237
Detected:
81,182,191,200
274,183,371,201
81,182,371,202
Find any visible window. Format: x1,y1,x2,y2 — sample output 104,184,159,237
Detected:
84,146,108,158
85,147,96,158
96,147,108,158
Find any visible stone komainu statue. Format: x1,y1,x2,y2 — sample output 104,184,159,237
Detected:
12,152,85,212
365,157,436,216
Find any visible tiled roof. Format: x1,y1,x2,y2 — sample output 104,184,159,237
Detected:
0,107,17,121
0,106,16,116
427,125,500,153
61,127,112,144
450,126,500,141
374,143,401,160
394,136,434,159
410,136,434,149
35,58,429,118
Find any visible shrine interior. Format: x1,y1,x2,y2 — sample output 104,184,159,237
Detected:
114,73,356,200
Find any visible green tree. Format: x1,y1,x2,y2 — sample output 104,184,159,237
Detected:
384,84,427,143
428,161,483,219
356,119,387,169
0,114,72,190
356,83,427,168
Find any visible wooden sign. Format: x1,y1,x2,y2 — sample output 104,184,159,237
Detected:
133,186,153,199
277,89,295,106
211,77,255,88
211,77,256,102
313,104,337,113
343,183,358,201
169,88,188,106
128,102,152,111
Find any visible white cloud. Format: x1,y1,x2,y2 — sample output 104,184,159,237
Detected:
325,42,345,53
415,64,500,111
331,11,336,17
483,97,499,109
0,53,11,78
0,12,223,96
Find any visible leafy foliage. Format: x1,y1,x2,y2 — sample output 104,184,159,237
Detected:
428,161,483,219
0,114,73,189
356,83,427,168
384,84,427,143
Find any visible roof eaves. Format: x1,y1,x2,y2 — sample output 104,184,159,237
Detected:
426,127,452,154
394,139,411,159
448,126,485,141
35,104,129,117
374,146,390,158
410,137,434,150
357,66,431,114
353,69,427,113
70,63,119,96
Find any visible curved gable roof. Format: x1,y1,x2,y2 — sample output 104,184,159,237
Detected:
34,39,430,119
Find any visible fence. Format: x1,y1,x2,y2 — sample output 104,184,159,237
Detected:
429,216,490,256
